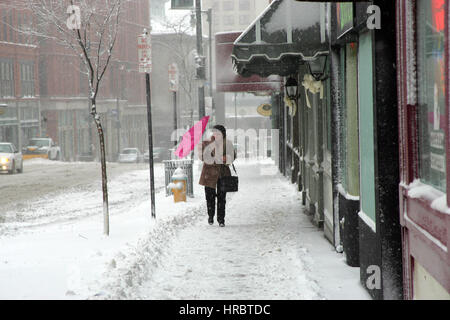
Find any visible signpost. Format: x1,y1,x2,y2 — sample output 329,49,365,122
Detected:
139,29,156,219
168,63,178,92
169,63,179,146
138,32,152,73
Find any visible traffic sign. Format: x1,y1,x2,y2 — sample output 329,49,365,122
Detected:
138,33,152,73
168,63,178,92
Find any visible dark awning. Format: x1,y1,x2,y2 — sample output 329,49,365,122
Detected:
232,0,329,78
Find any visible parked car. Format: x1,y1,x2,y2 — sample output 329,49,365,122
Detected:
22,138,61,160
0,142,23,174
118,148,143,163
143,147,167,162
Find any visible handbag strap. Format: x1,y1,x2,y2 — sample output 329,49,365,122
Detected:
231,163,237,175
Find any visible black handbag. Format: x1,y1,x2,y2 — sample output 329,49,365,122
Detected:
218,164,238,193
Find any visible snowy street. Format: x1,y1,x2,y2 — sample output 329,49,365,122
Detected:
0,159,164,235
0,159,370,300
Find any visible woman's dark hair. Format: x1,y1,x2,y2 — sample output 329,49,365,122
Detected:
213,124,226,139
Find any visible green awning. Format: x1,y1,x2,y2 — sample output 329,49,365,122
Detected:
232,0,328,78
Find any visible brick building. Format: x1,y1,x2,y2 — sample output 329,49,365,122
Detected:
0,0,153,161
0,1,40,149
39,0,151,161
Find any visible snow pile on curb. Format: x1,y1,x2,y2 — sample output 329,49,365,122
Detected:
89,197,206,300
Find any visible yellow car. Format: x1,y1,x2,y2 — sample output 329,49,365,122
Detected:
22,138,62,160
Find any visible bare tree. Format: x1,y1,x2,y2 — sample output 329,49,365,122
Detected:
19,0,124,235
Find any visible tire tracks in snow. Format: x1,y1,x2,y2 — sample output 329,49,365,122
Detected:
0,170,165,237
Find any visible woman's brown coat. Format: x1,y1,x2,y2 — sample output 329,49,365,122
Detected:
198,138,236,189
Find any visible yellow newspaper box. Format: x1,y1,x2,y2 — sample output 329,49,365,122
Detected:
167,168,187,202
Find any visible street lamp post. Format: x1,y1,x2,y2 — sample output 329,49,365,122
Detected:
195,0,205,120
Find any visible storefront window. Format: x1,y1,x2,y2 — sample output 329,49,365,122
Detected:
417,0,447,191
345,42,359,196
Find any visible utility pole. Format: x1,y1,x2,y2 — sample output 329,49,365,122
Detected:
169,62,179,147
207,8,214,121
195,0,205,120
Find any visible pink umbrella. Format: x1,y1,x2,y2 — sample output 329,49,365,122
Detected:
175,116,210,158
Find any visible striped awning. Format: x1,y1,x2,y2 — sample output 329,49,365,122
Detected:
232,0,329,78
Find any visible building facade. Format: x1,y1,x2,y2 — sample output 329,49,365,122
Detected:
230,0,450,300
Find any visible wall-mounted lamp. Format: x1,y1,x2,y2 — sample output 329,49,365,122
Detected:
307,55,328,81
285,76,298,100
284,76,298,117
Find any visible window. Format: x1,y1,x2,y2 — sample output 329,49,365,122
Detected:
0,59,14,97
239,0,251,11
79,61,88,96
20,107,33,120
18,13,31,44
0,144,13,153
20,62,35,97
417,0,447,191
17,12,22,43
223,15,235,25
223,1,234,11
239,15,250,25
1,11,10,41
8,11,13,42
0,11,8,42
214,14,220,27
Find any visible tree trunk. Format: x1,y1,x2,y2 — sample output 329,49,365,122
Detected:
91,98,109,236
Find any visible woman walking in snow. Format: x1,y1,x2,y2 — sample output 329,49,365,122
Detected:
198,125,236,227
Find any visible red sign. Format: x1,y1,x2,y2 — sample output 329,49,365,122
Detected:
432,0,445,32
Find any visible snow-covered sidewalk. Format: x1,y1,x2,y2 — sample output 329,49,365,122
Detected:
132,160,371,300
